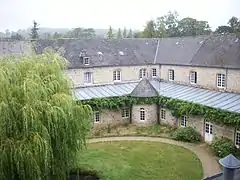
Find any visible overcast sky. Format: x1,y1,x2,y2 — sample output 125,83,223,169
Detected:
0,0,239,32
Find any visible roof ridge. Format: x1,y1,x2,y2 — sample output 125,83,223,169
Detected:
153,39,160,64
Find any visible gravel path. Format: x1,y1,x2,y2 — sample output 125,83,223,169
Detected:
88,136,221,178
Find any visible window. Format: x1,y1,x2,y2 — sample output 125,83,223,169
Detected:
190,71,197,84
83,57,90,65
84,72,93,84
180,116,187,127
160,109,166,120
168,69,174,81
235,131,240,148
152,68,157,78
113,70,121,81
121,108,129,118
140,108,145,121
217,74,226,88
139,68,147,79
93,111,100,123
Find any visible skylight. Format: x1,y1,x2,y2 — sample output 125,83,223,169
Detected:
119,51,124,56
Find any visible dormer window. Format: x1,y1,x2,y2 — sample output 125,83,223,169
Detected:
84,57,90,65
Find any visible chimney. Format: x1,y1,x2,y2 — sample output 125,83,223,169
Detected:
219,154,240,180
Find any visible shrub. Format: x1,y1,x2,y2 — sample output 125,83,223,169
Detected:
172,127,201,143
210,137,237,158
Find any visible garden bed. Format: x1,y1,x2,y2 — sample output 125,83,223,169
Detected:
89,124,176,138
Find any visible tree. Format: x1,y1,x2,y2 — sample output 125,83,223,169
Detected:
161,11,180,37
142,20,156,38
107,26,114,39
10,33,24,40
0,51,92,180
30,20,39,39
215,25,234,34
127,28,133,38
123,27,127,38
53,32,62,39
156,16,167,38
116,28,122,40
228,16,240,34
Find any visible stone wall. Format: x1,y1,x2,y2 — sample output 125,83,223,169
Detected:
187,116,205,136
159,108,177,126
131,104,157,125
213,123,235,141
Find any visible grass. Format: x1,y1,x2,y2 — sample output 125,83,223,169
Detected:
76,141,203,180
89,124,176,138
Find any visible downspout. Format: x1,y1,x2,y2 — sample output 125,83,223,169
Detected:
226,68,228,90
157,102,160,124
129,103,132,124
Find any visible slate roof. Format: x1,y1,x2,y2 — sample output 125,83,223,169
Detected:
190,34,240,69
0,41,31,55
74,79,240,114
130,78,159,97
34,34,240,69
34,39,158,69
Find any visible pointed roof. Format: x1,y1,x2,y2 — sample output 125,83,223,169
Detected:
130,78,159,97
219,154,240,169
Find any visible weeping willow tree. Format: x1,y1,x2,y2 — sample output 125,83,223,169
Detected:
0,50,92,180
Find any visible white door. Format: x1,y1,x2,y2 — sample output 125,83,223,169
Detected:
205,122,213,143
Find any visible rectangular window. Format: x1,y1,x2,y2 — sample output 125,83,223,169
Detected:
152,68,157,78
160,109,166,120
139,69,147,79
190,71,197,84
93,111,100,123
140,108,145,121
180,116,187,127
235,131,240,148
84,57,90,65
113,70,121,81
121,108,129,118
168,69,174,81
84,72,93,84
217,74,226,88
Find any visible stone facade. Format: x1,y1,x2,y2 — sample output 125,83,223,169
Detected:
160,65,240,93
92,106,237,145
67,65,160,87
159,108,177,126
67,64,240,93
93,109,124,126
186,116,205,137
131,105,158,125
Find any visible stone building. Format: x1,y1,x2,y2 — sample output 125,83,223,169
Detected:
1,34,240,145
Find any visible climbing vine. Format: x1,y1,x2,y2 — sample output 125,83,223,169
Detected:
80,96,240,127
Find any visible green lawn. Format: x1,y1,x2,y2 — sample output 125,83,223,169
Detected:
76,141,203,180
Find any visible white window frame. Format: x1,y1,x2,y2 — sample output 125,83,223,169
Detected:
152,68,157,78
168,69,174,81
160,109,166,120
180,116,187,127
113,70,121,82
235,131,240,148
84,72,93,84
83,57,90,65
140,108,145,121
121,108,129,119
93,111,100,123
217,73,226,88
139,68,147,79
189,71,197,84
